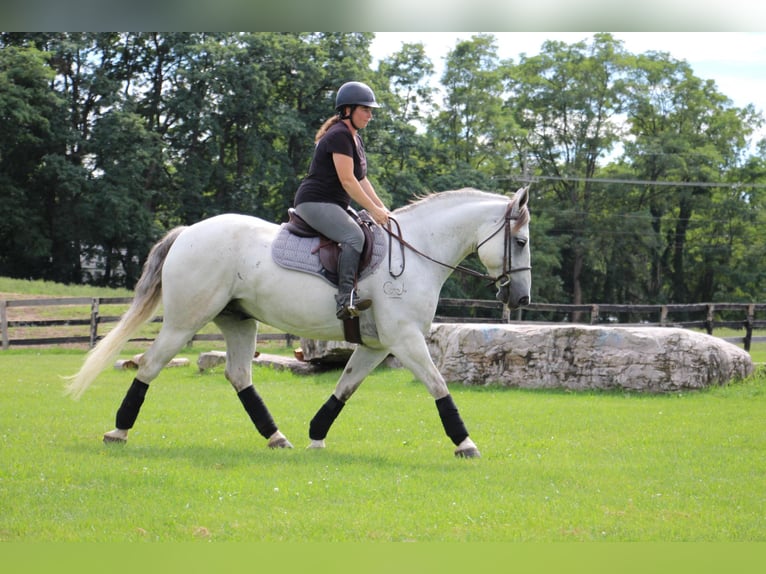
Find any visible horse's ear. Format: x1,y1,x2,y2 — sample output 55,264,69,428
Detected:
514,186,529,208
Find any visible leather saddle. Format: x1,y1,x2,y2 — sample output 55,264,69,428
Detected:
284,207,376,284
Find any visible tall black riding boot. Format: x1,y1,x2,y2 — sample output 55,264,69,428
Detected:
335,244,371,320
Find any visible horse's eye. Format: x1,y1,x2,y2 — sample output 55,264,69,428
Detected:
515,237,528,247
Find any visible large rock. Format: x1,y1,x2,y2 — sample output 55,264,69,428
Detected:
196,350,330,375
298,338,356,364
426,323,754,392
297,338,402,369
115,353,189,370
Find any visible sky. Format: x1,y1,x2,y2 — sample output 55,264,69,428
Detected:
2,0,766,31
369,32,766,143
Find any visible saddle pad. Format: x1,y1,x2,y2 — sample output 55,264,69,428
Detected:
271,221,387,286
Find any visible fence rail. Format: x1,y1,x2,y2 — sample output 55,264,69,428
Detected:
2,297,765,351
437,299,766,351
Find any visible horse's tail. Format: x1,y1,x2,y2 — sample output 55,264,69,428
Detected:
64,226,187,400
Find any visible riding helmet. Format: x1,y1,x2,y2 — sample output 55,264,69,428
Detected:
335,81,381,111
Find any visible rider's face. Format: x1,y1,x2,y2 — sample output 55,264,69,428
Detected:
352,106,373,129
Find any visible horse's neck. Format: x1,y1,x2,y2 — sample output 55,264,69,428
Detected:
396,196,499,269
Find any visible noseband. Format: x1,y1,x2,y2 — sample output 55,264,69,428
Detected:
476,202,532,286
384,201,531,285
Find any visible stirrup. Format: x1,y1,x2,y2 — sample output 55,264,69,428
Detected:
336,291,372,320
337,306,358,320
349,289,372,311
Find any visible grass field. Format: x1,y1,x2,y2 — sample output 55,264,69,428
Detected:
1,347,764,543
2,277,765,546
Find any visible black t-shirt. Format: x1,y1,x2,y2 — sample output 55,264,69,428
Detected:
294,121,367,209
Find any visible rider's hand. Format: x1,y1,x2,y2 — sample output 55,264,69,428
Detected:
373,206,390,227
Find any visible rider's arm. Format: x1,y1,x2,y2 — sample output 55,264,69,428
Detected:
333,153,389,225
359,177,386,209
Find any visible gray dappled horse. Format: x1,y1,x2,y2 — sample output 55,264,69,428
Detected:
66,187,531,458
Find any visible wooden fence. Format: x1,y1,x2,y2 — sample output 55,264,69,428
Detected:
0,297,297,350
436,299,766,351
2,296,765,351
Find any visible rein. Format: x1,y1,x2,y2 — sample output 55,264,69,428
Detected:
383,202,530,285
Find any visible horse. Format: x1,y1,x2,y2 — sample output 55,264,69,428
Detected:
65,186,531,458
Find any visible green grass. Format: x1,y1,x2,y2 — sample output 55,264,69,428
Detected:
1,349,764,542
0,276,135,298
2,277,765,543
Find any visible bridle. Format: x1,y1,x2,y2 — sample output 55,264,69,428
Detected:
383,201,531,286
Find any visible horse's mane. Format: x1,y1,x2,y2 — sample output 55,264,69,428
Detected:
394,187,529,231
393,188,489,213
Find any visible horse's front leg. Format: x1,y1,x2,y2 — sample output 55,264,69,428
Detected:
390,330,480,458
307,345,390,449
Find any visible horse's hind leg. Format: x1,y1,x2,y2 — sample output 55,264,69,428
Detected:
213,313,292,449
103,325,199,444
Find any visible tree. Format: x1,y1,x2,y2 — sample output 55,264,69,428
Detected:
84,109,163,286
504,33,632,307
426,34,511,189
0,44,75,280
623,50,763,302
372,41,436,207
260,32,379,219
1,31,763,304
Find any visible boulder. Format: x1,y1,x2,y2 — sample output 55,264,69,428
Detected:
298,338,355,364
197,350,331,375
254,353,330,375
196,350,228,371
297,338,402,368
426,323,754,392
115,353,189,370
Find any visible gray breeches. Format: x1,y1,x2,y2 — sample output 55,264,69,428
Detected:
294,202,365,254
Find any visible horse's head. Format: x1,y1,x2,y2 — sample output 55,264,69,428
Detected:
477,186,531,310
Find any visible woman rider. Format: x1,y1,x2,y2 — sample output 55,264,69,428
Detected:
293,81,391,320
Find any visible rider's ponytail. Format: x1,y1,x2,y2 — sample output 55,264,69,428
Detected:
315,115,341,143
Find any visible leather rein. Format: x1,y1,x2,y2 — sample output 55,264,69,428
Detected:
382,202,531,286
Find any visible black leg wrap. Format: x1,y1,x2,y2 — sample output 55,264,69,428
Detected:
115,378,149,430
436,394,469,446
309,394,345,440
238,386,278,439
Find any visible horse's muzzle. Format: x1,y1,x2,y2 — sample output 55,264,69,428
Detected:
496,287,530,310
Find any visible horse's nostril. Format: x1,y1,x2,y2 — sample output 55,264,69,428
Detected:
517,296,530,307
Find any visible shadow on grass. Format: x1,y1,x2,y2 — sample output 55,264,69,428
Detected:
59,438,449,471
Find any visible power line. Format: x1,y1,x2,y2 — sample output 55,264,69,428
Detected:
498,174,766,189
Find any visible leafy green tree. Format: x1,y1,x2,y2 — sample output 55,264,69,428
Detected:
84,109,163,286
261,32,379,219
623,50,763,302
504,33,632,307
372,41,436,207
1,31,763,305
0,44,75,280
426,34,510,189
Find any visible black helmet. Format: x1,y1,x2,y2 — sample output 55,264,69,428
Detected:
335,81,380,111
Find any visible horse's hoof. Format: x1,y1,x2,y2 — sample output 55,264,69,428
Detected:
306,439,326,450
103,433,127,445
455,447,481,458
268,437,293,449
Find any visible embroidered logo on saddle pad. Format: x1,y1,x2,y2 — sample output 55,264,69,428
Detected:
271,210,387,286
